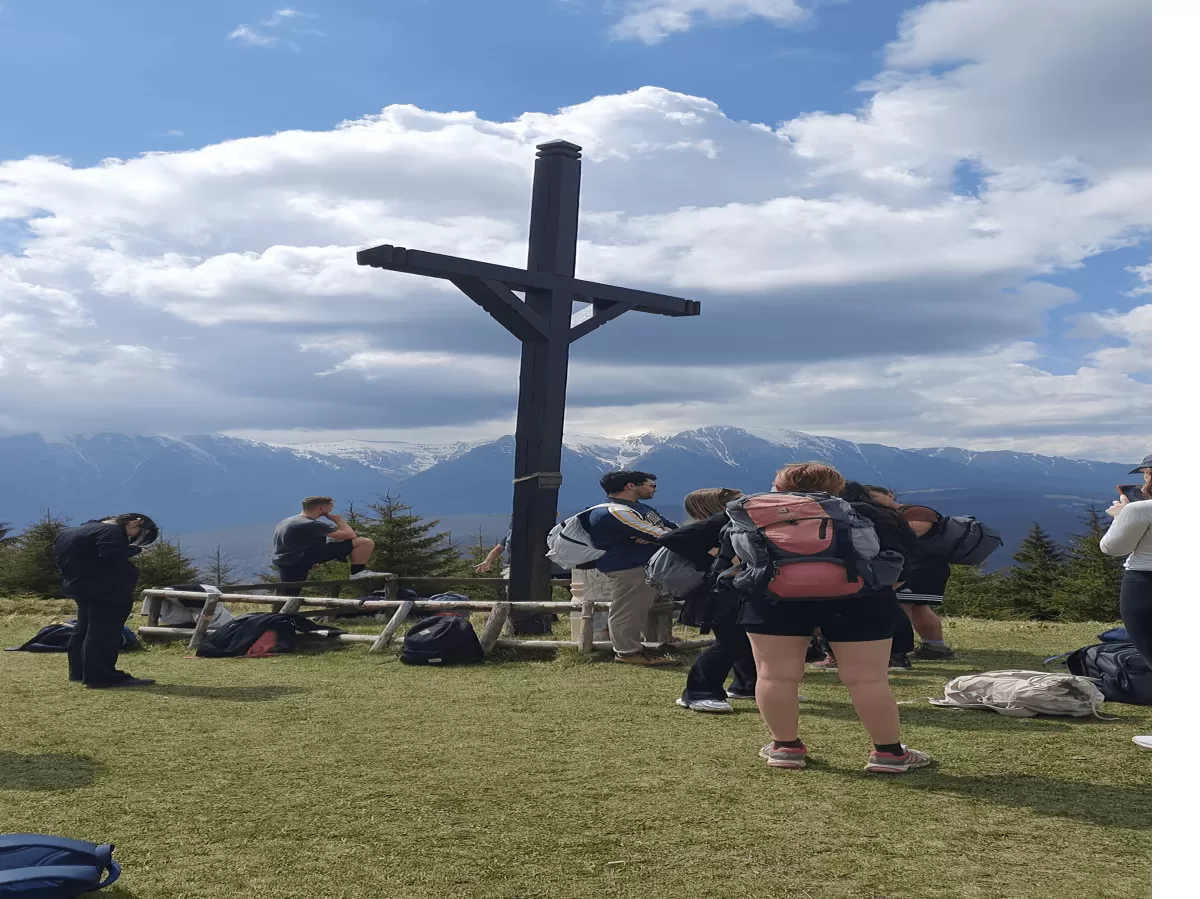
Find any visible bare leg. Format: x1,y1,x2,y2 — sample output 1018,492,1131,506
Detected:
831,639,901,745
349,536,375,565
747,633,811,741
906,604,945,642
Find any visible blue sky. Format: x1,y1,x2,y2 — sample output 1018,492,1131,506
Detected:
0,0,1151,459
1,1,908,162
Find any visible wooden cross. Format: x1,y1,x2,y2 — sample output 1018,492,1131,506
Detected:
358,140,701,605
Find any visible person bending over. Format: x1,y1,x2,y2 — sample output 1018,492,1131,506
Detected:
272,496,388,596
54,513,157,688
588,470,679,667
738,463,932,774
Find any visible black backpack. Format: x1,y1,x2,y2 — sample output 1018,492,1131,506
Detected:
1059,641,1151,706
4,622,138,654
400,616,484,666
196,613,345,658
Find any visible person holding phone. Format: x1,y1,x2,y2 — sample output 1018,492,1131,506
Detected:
1101,454,1152,750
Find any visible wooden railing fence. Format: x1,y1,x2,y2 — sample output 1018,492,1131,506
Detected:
139,574,712,656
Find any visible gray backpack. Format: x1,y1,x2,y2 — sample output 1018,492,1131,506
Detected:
904,505,1003,566
928,670,1110,718
645,547,706,598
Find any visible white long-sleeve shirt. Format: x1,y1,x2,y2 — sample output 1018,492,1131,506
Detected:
1100,499,1152,571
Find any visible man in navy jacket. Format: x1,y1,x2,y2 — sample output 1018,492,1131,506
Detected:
54,514,156,688
587,471,679,667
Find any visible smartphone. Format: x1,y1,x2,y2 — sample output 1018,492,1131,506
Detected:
1117,484,1146,503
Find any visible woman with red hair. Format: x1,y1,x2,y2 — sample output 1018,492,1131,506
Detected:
735,462,932,774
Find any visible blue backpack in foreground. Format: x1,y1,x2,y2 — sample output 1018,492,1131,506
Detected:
0,834,120,897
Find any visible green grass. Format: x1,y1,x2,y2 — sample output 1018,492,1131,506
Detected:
0,605,1151,899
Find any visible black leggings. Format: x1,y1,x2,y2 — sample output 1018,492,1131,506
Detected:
1119,569,1152,667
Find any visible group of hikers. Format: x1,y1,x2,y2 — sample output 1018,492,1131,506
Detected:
48,453,1152,761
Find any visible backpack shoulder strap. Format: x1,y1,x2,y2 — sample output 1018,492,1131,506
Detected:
0,866,101,887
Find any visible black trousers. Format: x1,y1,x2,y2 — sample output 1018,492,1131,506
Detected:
891,605,915,657
1119,569,1152,667
681,621,757,702
67,590,136,684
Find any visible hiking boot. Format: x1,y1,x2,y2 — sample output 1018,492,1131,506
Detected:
1132,735,1152,749
888,654,912,671
85,677,156,689
350,569,392,581
810,654,838,670
676,698,734,714
911,643,956,660
864,746,933,774
615,652,680,668
759,742,809,769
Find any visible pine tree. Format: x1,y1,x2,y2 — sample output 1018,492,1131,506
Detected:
1054,508,1124,621
198,544,238,587
359,491,460,576
135,538,200,591
0,511,71,598
1005,522,1067,620
941,564,1012,619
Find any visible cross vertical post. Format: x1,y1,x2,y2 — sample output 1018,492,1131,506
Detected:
356,141,700,613
508,140,581,605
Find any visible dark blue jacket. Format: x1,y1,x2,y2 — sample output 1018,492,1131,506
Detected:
54,520,142,597
586,500,677,573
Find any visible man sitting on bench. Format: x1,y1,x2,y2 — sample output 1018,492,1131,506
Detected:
272,496,388,596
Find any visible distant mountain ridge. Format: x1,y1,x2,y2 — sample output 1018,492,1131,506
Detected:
0,427,1131,576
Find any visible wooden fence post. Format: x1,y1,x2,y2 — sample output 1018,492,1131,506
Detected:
186,591,224,652
146,594,163,627
479,602,511,654
370,579,412,653
578,599,594,654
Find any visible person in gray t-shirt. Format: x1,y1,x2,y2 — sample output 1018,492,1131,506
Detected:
271,496,388,595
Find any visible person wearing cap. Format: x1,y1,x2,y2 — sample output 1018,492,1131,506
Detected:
53,513,159,688
1101,454,1152,750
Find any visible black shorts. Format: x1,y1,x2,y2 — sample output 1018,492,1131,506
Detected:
900,559,952,603
276,540,354,580
738,593,901,642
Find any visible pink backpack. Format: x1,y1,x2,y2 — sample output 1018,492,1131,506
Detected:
725,492,902,600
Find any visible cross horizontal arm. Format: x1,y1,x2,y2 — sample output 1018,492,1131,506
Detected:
449,276,548,342
358,245,701,318
570,301,631,342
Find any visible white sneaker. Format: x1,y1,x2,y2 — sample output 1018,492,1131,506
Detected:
675,698,734,714
1132,735,1152,749
350,569,391,580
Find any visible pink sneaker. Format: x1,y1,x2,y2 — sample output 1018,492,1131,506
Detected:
864,746,933,774
759,742,809,769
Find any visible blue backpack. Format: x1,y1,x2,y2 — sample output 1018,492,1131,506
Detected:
0,834,120,897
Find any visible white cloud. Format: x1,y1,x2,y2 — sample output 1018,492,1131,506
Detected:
0,0,1150,459
228,8,319,50
1126,262,1151,296
612,0,810,44
227,25,277,47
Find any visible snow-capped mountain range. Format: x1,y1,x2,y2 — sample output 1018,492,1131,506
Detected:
0,427,1134,575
